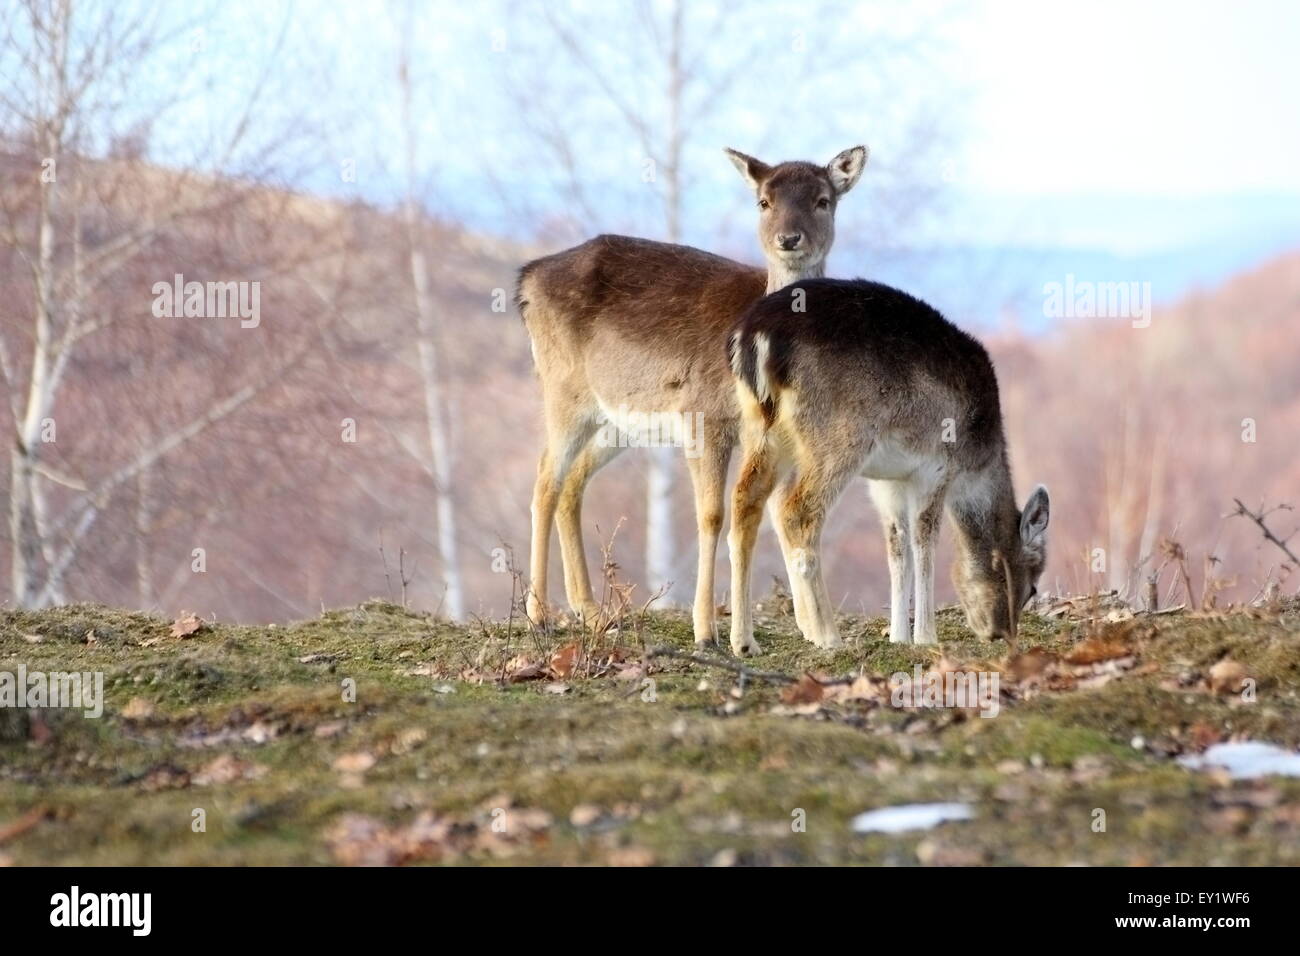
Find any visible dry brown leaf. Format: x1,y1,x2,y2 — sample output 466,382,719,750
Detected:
170,613,205,639
570,804,603,827
780,672,825,706
324,813,453,867
1064,636,1133,665
505,655,545,682
821,673,880,703
314,720,346,739
332,751,377,774
390,728,427,754
1208,659,1248,695
607,846,656,867
1004,646,1058,682
121,697,155,720
1045,672,1079,692
916,839,986,866
548,641,583,679
193,753,267,786
242,720,278,744
324,814,400,866
0,806,49,845
140,764,191,792
1189,721,1224,750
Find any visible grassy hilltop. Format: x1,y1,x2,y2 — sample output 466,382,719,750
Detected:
2,597,1299,866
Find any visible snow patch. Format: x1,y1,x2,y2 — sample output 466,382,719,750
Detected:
1177,741,1300,779
851,802,974,834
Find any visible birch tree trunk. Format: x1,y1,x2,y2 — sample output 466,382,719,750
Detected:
397,21,464,620
9,2,70,607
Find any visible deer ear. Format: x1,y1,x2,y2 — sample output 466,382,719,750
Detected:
827,145,868,195
1020,485,1050,545
724,148,771,191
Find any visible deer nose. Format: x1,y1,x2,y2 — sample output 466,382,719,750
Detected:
777,233,802,251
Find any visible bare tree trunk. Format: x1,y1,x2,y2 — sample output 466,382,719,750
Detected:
10,456,41,606
398,22,464,620
1104,408,1141,593
9,2,71,607
136,468,154,607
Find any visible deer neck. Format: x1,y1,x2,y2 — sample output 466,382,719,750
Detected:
765,256,825,293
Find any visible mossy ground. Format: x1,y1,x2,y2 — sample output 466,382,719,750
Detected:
2,599,1299,865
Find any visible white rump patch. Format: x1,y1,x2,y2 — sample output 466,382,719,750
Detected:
752,331,772,404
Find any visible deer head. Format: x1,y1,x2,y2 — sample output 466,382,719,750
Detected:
953,484,1051,641
724,145,868,291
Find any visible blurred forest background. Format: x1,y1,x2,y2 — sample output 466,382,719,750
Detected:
1,0,1298,622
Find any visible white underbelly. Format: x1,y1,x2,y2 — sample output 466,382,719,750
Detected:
593,395,702,456
858,440,931,482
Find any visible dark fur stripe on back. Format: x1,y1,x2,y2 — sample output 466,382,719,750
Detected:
730,278,1002,444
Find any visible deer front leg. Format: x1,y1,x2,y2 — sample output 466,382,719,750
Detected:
685,438,732,647
909,482,949,645
728,443,777,656
868,479,914,643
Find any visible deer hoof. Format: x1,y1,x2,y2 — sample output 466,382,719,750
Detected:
572,602,604,630
525,594,549,628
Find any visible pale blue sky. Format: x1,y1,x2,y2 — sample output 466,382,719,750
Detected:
958,0,1300,196
123,2,1300,205
18,0,1298,317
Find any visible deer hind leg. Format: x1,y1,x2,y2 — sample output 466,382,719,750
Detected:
728,436,779,657
908,475,951,645
527,411,598,627
776,462,857,650
868,479,914,644
684,430,733,648
769,477,813,635
555,438,624,627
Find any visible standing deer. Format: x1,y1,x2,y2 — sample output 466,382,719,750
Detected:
518,145,868,645
727,278,1050,655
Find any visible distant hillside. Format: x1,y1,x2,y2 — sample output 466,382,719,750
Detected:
3,155,1296,620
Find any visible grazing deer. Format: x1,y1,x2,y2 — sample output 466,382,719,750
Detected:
517,145,868,645
727,278,1050,655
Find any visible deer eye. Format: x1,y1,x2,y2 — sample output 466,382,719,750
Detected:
758,198,771,210
816,197,831,209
